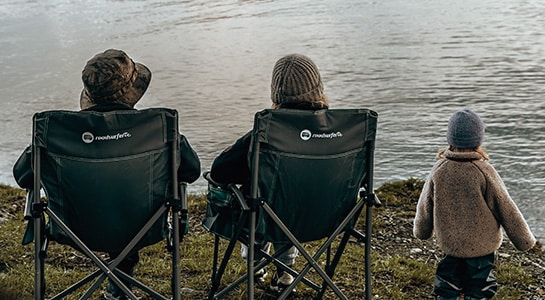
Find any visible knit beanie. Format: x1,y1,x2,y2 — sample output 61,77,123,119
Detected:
271,54,326,106
447,108,485,149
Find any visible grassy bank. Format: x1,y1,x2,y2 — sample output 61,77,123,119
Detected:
0,179,543,299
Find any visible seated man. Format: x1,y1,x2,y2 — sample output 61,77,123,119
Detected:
13,49,201,300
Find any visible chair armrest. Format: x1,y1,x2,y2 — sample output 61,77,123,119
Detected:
203,171,226,188
228,184,250,211
22,189,37,245
203,171,249,211
371,194,382,207
23,189,34,220
179,182,188,212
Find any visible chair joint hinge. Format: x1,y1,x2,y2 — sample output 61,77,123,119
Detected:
168,199,184,212
246,197,263,208
32,202,47,214
367,193,382,207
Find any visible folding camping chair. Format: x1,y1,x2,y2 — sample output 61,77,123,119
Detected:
22,108,187,300
202,108,380,300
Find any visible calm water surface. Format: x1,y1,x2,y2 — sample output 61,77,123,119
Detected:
1,0,544,240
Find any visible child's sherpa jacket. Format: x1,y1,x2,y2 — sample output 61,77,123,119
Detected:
414,149,536,258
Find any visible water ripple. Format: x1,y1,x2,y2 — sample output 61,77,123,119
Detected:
1,0,544,239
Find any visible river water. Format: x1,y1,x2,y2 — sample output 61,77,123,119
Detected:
1,0,544,240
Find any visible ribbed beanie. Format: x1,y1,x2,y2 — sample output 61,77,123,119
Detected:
271,54,325,105
447,108,485,149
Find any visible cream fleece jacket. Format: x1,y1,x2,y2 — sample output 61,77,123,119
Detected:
414,150,536,258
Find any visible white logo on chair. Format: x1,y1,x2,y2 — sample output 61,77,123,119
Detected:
300,129,312,141
82,131,132,144
300,129,343,141
82,132,94,144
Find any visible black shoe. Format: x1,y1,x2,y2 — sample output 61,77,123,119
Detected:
103,281,134,300
102,284,127,300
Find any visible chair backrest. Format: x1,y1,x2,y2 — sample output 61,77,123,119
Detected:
250,108,378,243
33,108,179,252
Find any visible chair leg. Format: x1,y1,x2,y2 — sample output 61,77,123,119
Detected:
364,204,373,300
315,232,352,299
208,235,240,300
36,247,46,300
207,207,254,300
171,210,181,300
208,235,221,300
35,217,46,300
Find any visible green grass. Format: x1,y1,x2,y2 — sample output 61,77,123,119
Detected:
0,181,543,299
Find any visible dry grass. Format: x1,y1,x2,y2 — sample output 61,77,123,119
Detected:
0,180,543,299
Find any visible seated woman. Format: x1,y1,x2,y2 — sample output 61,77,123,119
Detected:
209,53,329,294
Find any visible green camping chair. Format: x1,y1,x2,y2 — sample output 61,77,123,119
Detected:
203,108,380,300
23,108,186,300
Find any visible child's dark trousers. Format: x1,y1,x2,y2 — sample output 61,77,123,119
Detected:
434,253,497,299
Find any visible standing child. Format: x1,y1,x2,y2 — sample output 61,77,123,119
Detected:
413,108,536,300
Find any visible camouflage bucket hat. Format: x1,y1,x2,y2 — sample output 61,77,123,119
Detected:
80,49,151,109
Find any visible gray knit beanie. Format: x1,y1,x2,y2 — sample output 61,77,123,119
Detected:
271,54,326,106
447,108,485,149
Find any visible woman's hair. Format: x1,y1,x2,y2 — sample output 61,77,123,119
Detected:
271,96,329,109
437,145,489,161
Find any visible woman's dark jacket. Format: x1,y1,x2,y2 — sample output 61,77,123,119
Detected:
13,103,201,188
210,102,325,188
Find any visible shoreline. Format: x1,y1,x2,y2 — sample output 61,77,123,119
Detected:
1,179,543,299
